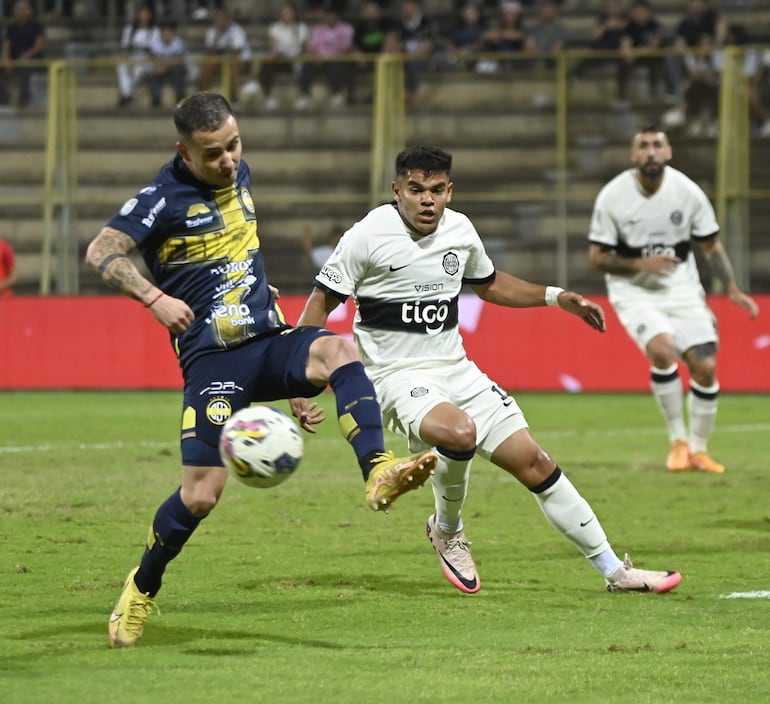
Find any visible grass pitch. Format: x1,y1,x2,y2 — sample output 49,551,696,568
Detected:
1,391,768,704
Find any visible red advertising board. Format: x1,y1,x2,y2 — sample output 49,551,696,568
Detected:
0,295,767,391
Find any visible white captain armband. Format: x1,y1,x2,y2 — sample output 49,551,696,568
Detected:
545,286,564,306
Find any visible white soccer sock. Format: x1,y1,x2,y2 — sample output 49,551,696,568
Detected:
533,472,614,561
651,364,687,442
432,451,472,534
688,380,719,453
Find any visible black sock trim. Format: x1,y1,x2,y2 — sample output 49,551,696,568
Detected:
435,445,476,461
690,384,719,401
530,466,562,494
651,369,679,384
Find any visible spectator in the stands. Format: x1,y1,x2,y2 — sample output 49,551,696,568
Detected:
199,5,251,104
663,22,753,138
295,7,354,110
478,1,530,73
148,19,188,108
619,0,667,101
115,2,159,108
526,0,570,63
0,0,45,108
665,0,719,100
392,0,440,106
442,2,487,71
570,0,628,100
350,1,398,103
257,1,310,111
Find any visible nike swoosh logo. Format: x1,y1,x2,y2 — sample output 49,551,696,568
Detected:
579,516,595,527
389,264,410,272
109,611,123,623
438,552,479,591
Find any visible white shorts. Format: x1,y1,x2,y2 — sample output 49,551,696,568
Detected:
371,358,528,459
613,294,718,355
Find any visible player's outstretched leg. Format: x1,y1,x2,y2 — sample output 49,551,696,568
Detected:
365,450,437,511
605,554,682,594
108,567,156,648
426,514,480,594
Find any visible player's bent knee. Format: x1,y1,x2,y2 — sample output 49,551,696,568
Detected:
312,334,360,371
182,466,227,517
445,417,477,451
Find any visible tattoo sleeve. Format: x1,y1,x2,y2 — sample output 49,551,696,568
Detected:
87,228,155,302
704,246,736,290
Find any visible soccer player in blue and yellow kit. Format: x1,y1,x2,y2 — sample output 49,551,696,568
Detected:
86,92,437,649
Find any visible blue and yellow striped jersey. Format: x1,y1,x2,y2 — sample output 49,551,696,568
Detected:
107,154,289,368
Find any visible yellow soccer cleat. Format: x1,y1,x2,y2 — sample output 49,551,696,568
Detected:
666,439,692,472
108,567,156,648
365,450,437,512
689,451,725,474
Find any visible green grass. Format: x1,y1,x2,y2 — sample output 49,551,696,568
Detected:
1,391,769,704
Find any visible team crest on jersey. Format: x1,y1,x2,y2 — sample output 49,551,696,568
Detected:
670,211,683,225
240,188,255,214
187,203,211,217
410,387,429,398
442,252,460,275
206,397,232,425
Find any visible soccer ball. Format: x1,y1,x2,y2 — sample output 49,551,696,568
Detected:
218,405,304,489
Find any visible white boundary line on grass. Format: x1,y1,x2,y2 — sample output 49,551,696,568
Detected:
534,422,770,439
1,422,769,455
719,591,770,599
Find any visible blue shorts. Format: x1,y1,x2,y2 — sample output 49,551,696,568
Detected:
181,326,334,466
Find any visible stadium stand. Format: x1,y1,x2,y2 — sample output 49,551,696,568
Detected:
2,0,770,295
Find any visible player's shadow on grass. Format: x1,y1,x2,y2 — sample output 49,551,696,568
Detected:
10,621,343,652
151,626,344,651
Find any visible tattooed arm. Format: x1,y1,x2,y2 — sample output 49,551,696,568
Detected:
85,226,195,333
588,243,679,275
698,238,760,320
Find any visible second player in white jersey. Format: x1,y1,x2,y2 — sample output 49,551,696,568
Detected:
588,126,759,475
589,165,718,307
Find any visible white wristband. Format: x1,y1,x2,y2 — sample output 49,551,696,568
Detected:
545,286,564,306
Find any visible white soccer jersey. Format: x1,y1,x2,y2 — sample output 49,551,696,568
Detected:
314,203,495,376
588,165,719,306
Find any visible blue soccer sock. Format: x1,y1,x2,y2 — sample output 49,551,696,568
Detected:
134,488,201,597
328,361,385,479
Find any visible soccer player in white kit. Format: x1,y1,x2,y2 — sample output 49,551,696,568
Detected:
588,126,759,474
293,146,682,595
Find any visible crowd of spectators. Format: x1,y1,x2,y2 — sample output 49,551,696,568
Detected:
3,0,770,135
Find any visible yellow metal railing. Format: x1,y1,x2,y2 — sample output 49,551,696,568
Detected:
369,54,405,208
716,46,751,290
41,60,78,295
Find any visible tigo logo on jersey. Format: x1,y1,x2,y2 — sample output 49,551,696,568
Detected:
206,397,232,425
401,300,451,335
